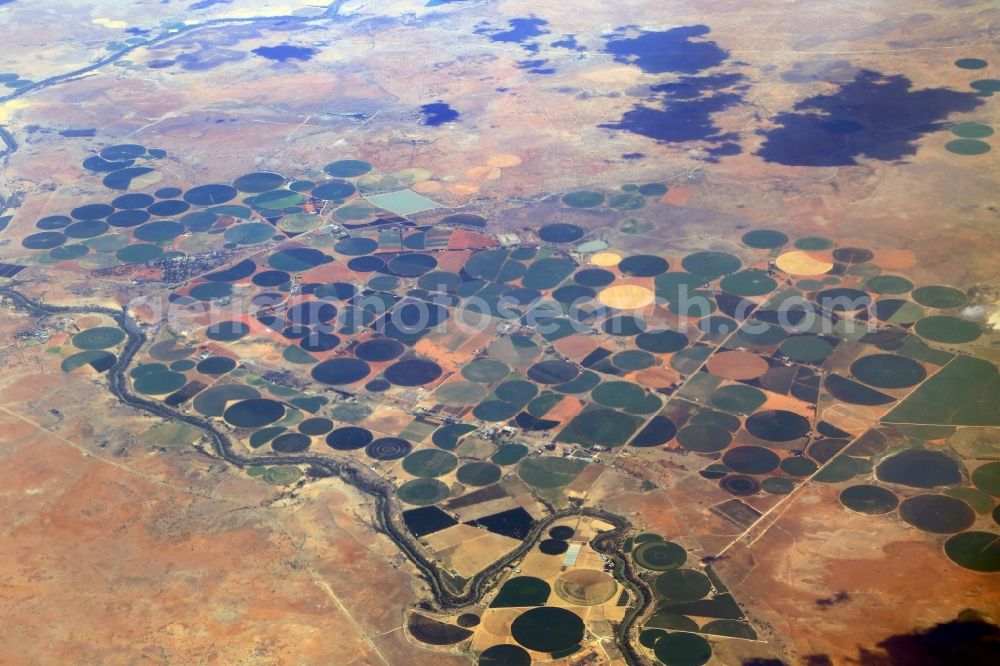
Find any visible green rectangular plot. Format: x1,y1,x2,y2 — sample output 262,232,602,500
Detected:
364,190,441,216
378,230,402,248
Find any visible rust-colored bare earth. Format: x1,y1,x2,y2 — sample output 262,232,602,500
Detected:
0,315,462,665
2,0,1000,664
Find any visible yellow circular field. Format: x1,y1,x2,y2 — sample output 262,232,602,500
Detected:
554,569,618,606
590,251,621,267
598,284,655,309
775,250,834,275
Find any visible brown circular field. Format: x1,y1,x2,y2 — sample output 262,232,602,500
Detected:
553,569,618,606
706,350,770,380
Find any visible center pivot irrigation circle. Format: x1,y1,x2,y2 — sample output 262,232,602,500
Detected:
365,437,413,461
510,607,584,653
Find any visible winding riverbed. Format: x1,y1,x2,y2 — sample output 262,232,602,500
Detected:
1,285,653,663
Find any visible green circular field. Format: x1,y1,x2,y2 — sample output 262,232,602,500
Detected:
613,349,657,371
839,484,899,514
478,644,531,666
116,243,163,263
794,236,832,250
899,494,976,533
561,190,604,208
653,632,712,666
402,449,458,477
780,457,818,477
911,285,967,308
72,327,125,350
654,569,711,601
951,123,994,139
702,620,757,640
233,171,285,192
875,448,965,488
866,275,913,294
434,381,488,406
742,229,789,249
518,456,587,488
223,398,284,428
708,384,767,415
133,369,187,395
462,359,510,383
640,629,668,649
456,461,502,486
262,466,303,485
915,316,981,344
945,139,991,155
224,222,274,244
397,478,450,506
472,399,521,421
633,541,686,571
324,159,372,177
495,380,538,403
723,446,780,474
491,576,551,608
676,423,732,453
955,58,989,69
191,384,259,417
538,222,584,243
636,329,688,353
205,321,250,342
944,531,1000,572
510,607,584,652
813,456,859,484
779,335,834,363
431,423,477,450
61,350,116,373
591,381,661,414
972,462,1000,496
720,269,777,296
681,251,741,278
491,443,529,466
850,354,927,389
134,220,184,242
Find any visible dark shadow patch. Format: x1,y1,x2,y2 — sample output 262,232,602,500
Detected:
798,618,1000,666
517,59,556,74
600,72,747,158
190,0,232,9
603,25,728,75
757,70,984,165
251,44,318,62
815,591,850,609
475,17,550,54
552,34,586,51
420,102,459,126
